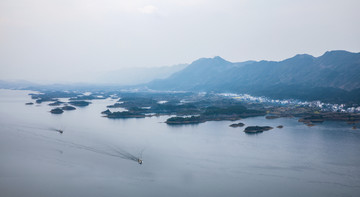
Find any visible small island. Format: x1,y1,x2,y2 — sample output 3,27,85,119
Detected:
35,98,57,104
106,103,124,108
48,101,64,106
50,108,64,114
106,111,146,119
243,126,273,134
298,115,325,124
68,101,91,107
101,109,112,115
165,116,205,125
62,106,76,111
229,122,245,127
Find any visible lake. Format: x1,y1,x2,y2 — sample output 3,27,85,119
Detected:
0,89,359,197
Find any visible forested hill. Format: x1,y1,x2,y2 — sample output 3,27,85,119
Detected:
147,50,360,104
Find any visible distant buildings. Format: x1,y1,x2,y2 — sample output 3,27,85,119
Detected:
218,93,360,113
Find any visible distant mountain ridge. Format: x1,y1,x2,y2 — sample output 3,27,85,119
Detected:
96,64,188,85
148,50,360,103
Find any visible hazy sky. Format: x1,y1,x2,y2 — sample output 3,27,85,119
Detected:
1,0,359,83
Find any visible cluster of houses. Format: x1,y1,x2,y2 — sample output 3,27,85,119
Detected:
219,93,360,113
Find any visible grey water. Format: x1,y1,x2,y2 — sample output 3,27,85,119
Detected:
0,89,360,197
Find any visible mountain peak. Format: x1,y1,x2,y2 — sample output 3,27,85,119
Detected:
318,50,360,63
283,53,315,64
213,56,225,60
294,54,314,58
323,50,353,56
190,56,231,67
287,53,315,60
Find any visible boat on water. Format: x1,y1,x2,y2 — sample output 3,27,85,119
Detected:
55,129,63,134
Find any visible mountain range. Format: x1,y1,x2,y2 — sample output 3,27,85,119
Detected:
147,50,360,104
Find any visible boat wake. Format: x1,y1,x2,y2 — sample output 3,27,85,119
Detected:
15,125,143,164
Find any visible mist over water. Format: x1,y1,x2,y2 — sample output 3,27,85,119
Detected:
1,89,360,197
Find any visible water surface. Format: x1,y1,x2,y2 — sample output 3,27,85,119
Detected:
0,89,359,197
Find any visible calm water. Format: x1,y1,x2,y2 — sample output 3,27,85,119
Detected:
0,89,360,197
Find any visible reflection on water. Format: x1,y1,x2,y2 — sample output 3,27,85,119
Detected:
0,89,360,197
